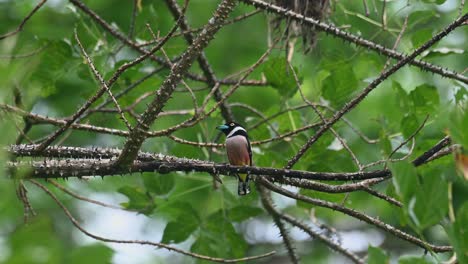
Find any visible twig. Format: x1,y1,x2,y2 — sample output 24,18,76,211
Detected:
116,0,238,167
362,139,415,170
362,0,369,17
258,177,451,253
412,136,451,166
69,0,265,87
381,15,408,72
290,61,363,170
229,102,280,136
385,115,429,167
49,179,140,212
15,180,36,222
257,185,300,264
75,30,132,131
0,0,48,40
167,121,322,147
88,66,165,114
285,13,468,169
280,213,364,264
137,10,262,47
164,0,235,123
29,179,275,263
0,45,48,59
240,0,468,84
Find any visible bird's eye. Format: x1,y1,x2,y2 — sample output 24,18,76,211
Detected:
230,123,234,126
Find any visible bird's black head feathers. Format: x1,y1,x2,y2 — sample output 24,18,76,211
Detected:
216,122,248,138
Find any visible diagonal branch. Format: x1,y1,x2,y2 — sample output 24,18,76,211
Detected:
115,0,238,167
285,13,468,169
258,177,451,253
240,0,468,84
69,0,264,87
257,184,300,264
279,213,364,264
164,0,235,123
0,0,48,40
74,30,132,131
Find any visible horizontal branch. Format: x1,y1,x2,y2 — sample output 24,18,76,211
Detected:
7,137,453,182
7,144,171,162
8,157,388,181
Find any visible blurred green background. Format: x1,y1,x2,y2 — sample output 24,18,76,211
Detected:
0,0,467,263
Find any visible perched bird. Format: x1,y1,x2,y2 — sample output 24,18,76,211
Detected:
217,122,252,195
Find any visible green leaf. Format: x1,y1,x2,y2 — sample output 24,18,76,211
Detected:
142,172,175,195
229,206,263,222
411,28,433,48
446,202,468,264
161,218,199,244
30,40,73,97
398,256,434,264
392,81,411,112
160,202,200,244
447,104,468,149
408,11,439,28
191,235,218,262
409,84,439,114
321,64,358,107
6,216,63,264
454,87,468,104
117,186,155,214
309,70,331,99
158,201,200,221
298,189,345,210
411,172,448,230
192,210,247,261
400,113,420,139
391,162,448,231
263,57,299,98
390,161,418,204
367,246,389,264
379,129,393,156
68,244,113,264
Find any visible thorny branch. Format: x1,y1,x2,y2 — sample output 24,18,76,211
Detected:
257,184,300,264
241,0,468,84
285,12,467,169
115,0,238,167
1,1,465,262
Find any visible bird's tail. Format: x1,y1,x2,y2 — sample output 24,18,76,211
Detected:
238,174,251,196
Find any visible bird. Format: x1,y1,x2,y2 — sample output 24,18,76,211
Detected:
217,122,252,195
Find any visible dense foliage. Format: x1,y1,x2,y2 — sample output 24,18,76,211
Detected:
0,0,467,263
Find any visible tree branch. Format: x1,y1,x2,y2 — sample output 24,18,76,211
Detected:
0,0,48,40
240,0,468,84
258,177,451,253
28,179,276,263
285,12,467,169
115,0,238,167
164,0,235,123
257,184,300,264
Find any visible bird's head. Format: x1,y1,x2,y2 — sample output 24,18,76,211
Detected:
216,122,244,136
